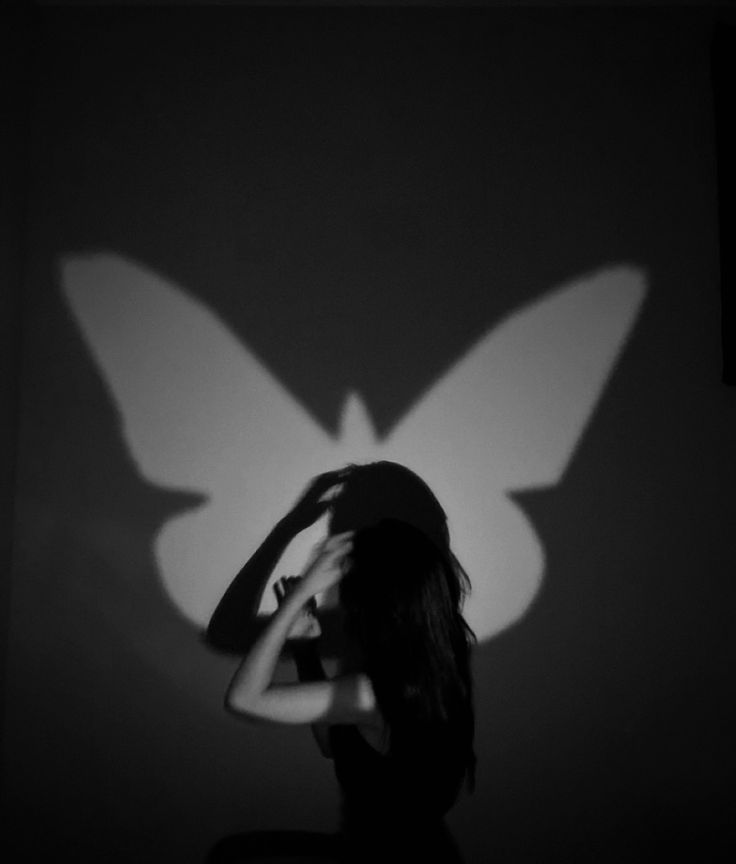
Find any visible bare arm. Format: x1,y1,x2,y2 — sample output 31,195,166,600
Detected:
205,471,346,655
205,517,297,654
225,533,378,728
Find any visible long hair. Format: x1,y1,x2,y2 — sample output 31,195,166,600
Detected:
330,462,477,798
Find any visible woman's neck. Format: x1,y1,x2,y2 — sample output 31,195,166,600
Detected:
336,645,364,676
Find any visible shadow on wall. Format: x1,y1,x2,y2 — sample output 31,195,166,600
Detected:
5,8,729,864
59,252,646,646
58,253,645,864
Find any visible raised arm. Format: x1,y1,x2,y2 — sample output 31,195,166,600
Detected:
204,471,347,655
205,517,299,654
224,532,379,730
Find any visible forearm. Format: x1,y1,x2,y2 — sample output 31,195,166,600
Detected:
206,518,297,653
226,581,313,709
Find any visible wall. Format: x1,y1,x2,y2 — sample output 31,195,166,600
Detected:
3,8,732,864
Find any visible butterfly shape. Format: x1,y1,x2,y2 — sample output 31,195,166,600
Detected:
61,252,645,644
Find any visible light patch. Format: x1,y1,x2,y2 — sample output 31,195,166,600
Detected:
61,252,645,643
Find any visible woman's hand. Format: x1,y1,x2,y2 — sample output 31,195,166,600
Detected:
300,532,354,597
274,576,322,641
281,471,346,534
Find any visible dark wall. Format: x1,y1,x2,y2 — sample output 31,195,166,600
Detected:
0,7,31,786
3,8,733,864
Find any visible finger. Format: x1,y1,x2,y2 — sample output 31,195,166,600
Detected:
328,548,352,566
282,576,302,598
321,546,352,568
274,580,284,602
329,542,353,561
317,486,342,505
302,475,335,503
315,470,343,489
324,531,354,549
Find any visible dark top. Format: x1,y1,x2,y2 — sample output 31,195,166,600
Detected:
328,723,465,863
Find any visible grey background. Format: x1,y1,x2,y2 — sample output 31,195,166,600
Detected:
2,6,733,863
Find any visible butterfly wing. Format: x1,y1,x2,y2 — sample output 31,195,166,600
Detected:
384,265,646,642
62,255,646,637
60,252,338,626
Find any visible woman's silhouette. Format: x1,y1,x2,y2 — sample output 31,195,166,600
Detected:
207,461,476,863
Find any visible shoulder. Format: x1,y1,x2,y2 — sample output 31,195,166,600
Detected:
347,673,379,719
327,672,382,728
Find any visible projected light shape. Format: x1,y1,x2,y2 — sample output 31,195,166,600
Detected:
60,253,645,644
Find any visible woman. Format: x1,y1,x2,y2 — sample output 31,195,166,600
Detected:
209,462,476,863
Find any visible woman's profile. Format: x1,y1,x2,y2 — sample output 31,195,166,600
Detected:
207,461,476,863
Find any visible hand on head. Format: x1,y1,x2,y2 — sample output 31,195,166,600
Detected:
283,470,347,533
300,531,354,597
273,575,322,640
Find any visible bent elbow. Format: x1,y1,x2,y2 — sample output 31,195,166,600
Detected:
223,688,238,716
224,686,252,719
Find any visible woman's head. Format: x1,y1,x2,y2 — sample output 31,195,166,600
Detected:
329,461,470,615
329,461,450,553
